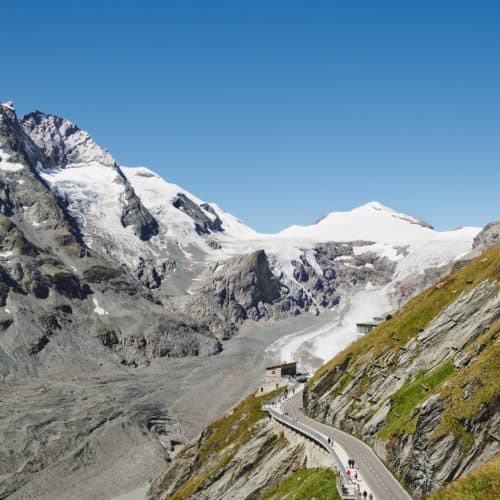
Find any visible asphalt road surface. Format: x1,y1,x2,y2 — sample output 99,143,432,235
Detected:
282,393,413,500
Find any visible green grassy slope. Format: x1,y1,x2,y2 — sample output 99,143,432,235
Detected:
304,247,499,496
262,468,341,500
428,456,500,500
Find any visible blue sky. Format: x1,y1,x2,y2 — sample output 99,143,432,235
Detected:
2,1,499,232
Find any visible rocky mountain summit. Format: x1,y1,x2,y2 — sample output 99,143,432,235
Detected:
0,104,222,380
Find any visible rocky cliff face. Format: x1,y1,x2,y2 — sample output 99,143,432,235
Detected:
291,241,396,309
146,392,332,500
179,250,301,339
304,247,500,498
471,220,500,255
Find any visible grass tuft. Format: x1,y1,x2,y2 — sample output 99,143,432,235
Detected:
378,359,454,439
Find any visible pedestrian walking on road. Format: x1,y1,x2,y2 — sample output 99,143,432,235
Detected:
354,471,358,480
368,494,373,500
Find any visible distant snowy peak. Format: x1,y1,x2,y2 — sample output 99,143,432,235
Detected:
314,201,431,229
353,201,433,228
21,111,115,169
278,200,477,244
123,166,257,243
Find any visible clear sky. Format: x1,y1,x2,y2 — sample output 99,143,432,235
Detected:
2,1,499,232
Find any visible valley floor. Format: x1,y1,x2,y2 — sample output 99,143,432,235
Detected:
3,313,338,500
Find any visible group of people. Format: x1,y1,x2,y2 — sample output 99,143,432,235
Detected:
347,458,373,500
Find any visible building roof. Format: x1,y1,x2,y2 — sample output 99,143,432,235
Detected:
265,361,297,370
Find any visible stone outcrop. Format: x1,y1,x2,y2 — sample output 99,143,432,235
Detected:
148,418,306,500
472,220,500,254
172,193,223,235
179,250,305,339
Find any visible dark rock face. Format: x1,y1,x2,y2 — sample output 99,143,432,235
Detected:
120,183,159,241
292,241,396,308
473,220,500,251
173,193,223,235
0,105,44,169
180,250,298,339
136,257,176,290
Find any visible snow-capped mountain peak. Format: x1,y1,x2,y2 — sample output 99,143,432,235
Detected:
276,200,476,245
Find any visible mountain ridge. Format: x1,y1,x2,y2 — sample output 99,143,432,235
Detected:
0,101,494,499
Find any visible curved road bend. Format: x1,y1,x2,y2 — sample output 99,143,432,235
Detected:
282,393,413,500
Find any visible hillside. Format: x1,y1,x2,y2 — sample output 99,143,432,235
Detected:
146,390,340,500
304,247,500,498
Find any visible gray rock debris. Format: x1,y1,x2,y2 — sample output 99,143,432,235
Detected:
292,241,396,308
472,220,500,254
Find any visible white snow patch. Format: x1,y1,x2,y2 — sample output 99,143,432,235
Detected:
335,255,353,261
93,298,109,316
40,162,151,268
0,159,24,172
122,166,257,255
268,285,392,372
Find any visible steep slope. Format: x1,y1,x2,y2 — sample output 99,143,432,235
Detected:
146,390,338,500
428,455,500,499
304,247,500,498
